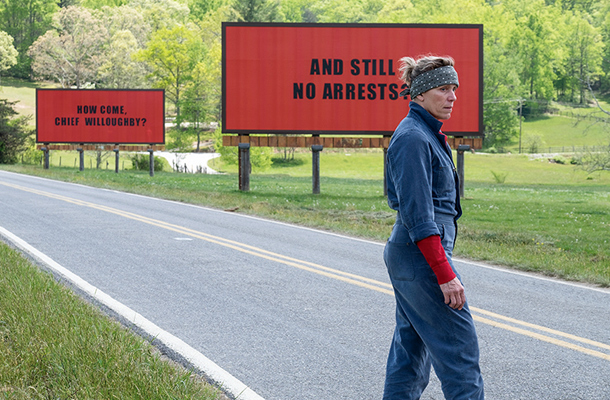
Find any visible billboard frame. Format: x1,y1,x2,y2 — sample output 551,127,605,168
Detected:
36,88,166,145
222,22,484,137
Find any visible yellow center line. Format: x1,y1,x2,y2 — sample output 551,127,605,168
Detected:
472,315,610,362
3,181,609,361
471,307,610,352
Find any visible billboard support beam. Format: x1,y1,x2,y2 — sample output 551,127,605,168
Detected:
457,144,470,198
147,148,155,177
238,142,251,191
311,145,323,194
383,147,388,197
113,147,120,173
77,146,84,171
41,146,49,169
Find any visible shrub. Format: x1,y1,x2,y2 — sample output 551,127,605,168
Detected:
130,154,165,172
0,99,31,164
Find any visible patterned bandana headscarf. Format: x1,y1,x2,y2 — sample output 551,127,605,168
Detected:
399,65,459,98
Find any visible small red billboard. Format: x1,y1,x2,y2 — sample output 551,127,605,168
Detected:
36,89,165,144
223,23,483,136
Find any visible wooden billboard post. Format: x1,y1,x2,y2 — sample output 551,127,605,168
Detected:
113,147,120,173
311,144,323,194
238,142,251,191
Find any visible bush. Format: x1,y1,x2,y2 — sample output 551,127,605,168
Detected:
212,127,272,172
130,154,165,172
550,155,567,164
166,127,196,152
0,99,31,164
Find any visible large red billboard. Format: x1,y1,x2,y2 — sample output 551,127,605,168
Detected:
36,89,165,144
223,23,483,136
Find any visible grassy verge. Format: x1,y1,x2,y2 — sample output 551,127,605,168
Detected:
0,242,225,399
2,151,609,286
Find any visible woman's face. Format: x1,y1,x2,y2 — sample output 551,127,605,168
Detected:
415,84,458,120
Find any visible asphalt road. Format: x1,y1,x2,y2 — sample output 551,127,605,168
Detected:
1,170,609,400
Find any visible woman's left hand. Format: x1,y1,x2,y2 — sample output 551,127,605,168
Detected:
440,277,466,310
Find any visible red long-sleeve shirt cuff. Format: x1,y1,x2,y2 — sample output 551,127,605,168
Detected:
416,235,456,285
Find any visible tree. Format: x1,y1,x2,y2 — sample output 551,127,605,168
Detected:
81,0,129,7
188,0,227,21
96,5,151,88
557,12,603,103
478,3,524,148
0,30,18,81
0,0,58,78
233,0,279,22
374,0,420,23
99,4,151,47
0,99,31,164
129,0,190,32
135,24,204,125
505,0,560,100
97,30,149,88
596,0,610,93
183,5,234,123
28,6,107,88
482,39,522,148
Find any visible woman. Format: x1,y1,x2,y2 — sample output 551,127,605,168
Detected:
383,55,484,400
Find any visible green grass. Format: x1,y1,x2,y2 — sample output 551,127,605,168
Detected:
513,115,610,151
0,242,225,399
0,77,52,120
459,183,610,283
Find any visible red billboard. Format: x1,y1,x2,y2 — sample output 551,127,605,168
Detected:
36,89,165,144
223,23,483,136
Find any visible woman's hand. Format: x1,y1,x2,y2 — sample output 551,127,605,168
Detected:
440,277,466,310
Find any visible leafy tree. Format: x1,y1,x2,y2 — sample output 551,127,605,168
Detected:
182,5,234,126
57,0,80,7
99,4,150,46
135,24,204,125
97,30,149,88
0,30,18,81
549,0,597,13
28,6,107,88
594,0,610,93
188,0,227,21
505,0,561,100
96,5,150,88
233,0,279,22
0,99,31,164
129,0,190,32
304,0,384,23
374,0,419,23
558,12,603,103
0,0,58,78
482,39,523,148
81,0,129,7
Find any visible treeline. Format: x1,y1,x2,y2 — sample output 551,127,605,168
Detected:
1,0,609,147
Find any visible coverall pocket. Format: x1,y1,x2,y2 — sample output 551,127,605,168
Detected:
384,241,415,281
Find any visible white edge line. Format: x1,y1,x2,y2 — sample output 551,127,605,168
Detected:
3,169,609,295
0,225,265,400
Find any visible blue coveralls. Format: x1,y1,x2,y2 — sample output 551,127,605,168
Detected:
383,102,484,400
